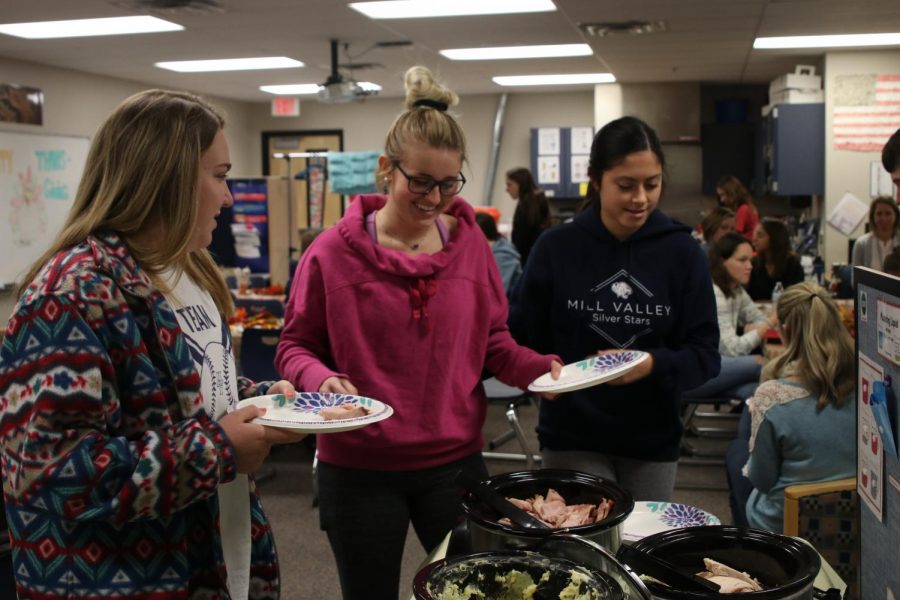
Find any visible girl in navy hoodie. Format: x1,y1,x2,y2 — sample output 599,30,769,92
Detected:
510,116,720,500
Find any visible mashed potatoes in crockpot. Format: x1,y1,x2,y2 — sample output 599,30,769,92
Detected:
429,568,601,600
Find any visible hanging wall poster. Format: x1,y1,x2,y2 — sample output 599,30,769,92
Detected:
570,127,594,155
571,155,590,183
229,179,269,273
537,156,560,184
859,352,885,521
307,161,326,228
833,74,900,152
537,128,560,155
0,84,43,125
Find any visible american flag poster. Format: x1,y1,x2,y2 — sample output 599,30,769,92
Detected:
833,74,900,152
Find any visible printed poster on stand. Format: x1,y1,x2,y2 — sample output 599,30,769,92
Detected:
876,298,900,366
859,352,885,521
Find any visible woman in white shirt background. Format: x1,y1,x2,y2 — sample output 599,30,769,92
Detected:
851,196,900,272
685,232,771,403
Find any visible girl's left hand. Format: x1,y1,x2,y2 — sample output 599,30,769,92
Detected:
537,360,564,400
260,380,308,444
602,350,654,385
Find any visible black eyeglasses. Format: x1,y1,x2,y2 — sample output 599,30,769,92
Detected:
393,162,466,197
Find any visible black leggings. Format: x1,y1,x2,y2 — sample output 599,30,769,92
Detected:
725,409,754,526
317,453,488,600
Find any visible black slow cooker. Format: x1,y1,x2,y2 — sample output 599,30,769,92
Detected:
626,526,822,599
460,469,634,554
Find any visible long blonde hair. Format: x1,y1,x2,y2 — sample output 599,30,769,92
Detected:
18,89,233,316
376,66,467,183
761,282,854,409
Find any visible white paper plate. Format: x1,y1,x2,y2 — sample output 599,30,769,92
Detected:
527,351,650,394
237,392,393,433
623,501,721,542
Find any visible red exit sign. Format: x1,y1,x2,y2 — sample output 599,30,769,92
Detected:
271,97,300,117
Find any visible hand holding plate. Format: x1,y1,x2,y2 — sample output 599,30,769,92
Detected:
219,404,271,473
536,360,564,400
528,351,650,394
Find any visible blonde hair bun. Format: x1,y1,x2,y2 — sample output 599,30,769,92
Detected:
404,66,458,111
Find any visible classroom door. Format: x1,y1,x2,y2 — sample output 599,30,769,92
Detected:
263,130,343,254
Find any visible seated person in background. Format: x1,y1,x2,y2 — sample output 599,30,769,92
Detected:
851,196,900,272
685,233,769,403
728,282,855,531
883,245,900,276
699,206,736,253
476,212,522,296
716,175,758,241
747,218,805,301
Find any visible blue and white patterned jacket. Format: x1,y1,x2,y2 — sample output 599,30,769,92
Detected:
0,233,278,599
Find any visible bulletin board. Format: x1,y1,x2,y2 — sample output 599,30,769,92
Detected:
530,126,594,198
855,266,900,598
0,130,89,288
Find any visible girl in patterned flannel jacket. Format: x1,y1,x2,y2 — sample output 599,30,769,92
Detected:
0,90,303,599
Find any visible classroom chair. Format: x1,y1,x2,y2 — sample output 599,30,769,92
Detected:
784,477,859,599
680,395,741,459
480,377,540,470
676,395,741,492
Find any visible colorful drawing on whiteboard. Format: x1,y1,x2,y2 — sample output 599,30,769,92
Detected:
9,166,47,247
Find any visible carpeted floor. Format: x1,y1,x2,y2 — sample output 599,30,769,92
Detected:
256,399,735,599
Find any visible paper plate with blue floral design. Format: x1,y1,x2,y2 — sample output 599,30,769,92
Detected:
237,392,393,433
623,501,721,542
527,350,650,394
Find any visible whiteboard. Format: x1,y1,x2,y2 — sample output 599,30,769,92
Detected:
0,130,90,288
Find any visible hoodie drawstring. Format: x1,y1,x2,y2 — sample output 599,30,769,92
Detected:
409,277,437,331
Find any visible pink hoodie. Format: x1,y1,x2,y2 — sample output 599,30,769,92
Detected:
276,194,556,470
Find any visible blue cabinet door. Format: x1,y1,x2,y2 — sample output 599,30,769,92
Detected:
766,103,825,196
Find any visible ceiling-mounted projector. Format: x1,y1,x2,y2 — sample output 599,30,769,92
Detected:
317,80,377,103
317,39,379,103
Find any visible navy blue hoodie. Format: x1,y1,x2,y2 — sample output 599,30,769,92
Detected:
509,205,720,461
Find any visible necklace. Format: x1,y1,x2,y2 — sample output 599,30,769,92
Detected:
383,230,428,250
377,211,431,251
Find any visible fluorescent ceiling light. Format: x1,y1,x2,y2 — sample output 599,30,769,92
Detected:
0,16,182,39
156,57,304,73
493,73,616,86
260,84,321,95
260,82,383,95
349,0,556,19
754,33,900,49
441,43,591,61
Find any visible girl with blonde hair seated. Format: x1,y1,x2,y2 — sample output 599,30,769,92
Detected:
730,282,855,531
